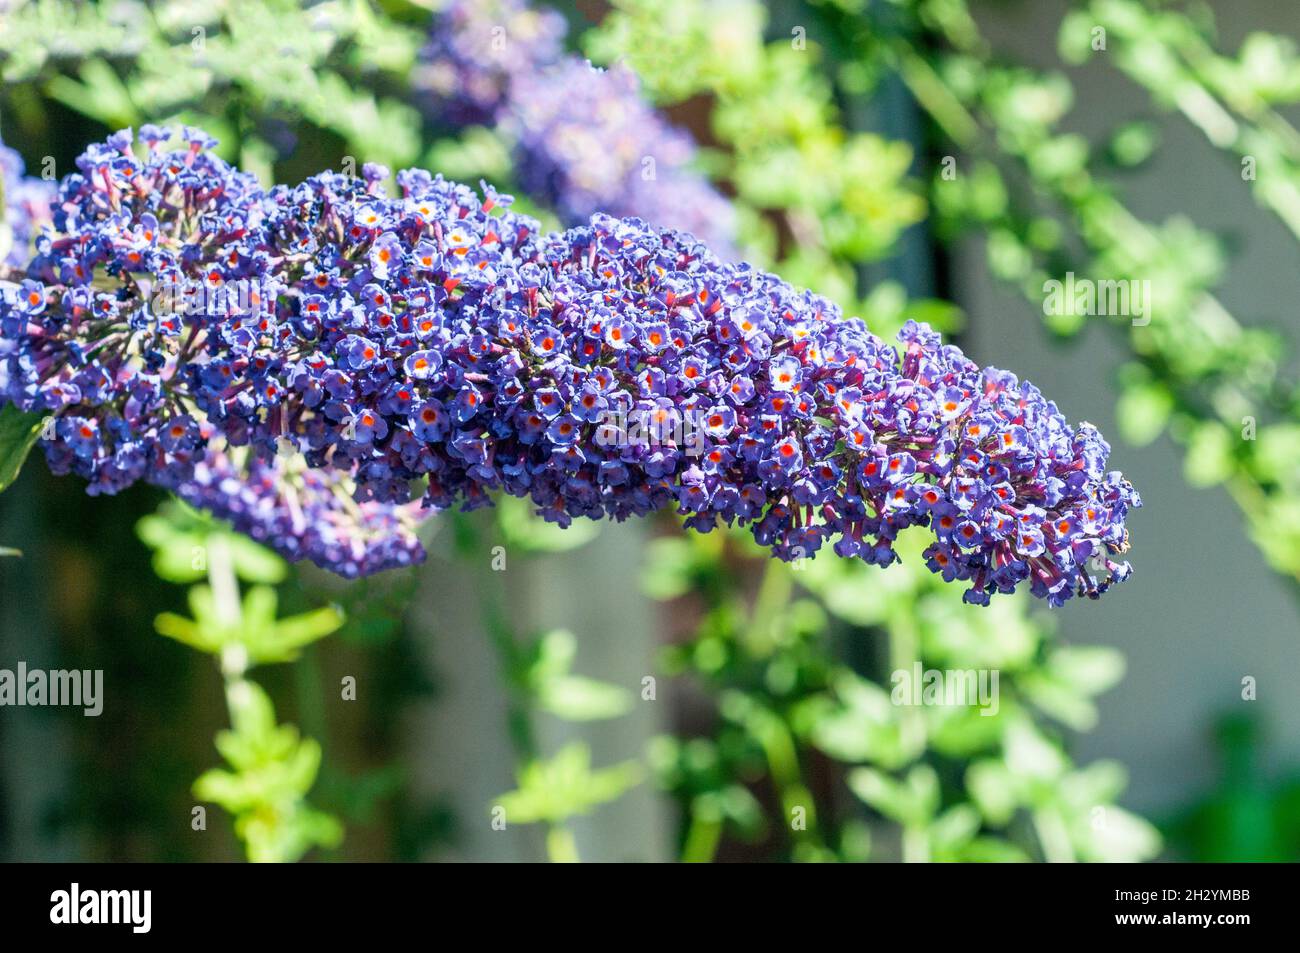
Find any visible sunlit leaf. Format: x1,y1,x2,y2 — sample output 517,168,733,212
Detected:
0,404,44,494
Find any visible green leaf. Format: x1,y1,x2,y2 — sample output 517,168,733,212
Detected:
1116,375,1174,447
957,837,1030,863
1183,420,1236,487
135,512,208,583
494,743,642,826
1046,646,1125,697
195,677,341,862
1109,122,1159,167
847,765,939,827
153,610,224,655
1058,11,1101,64
1021,645,1125,731
152,585,239,656
528,628,578,683
1251,424,1300,485
802,671,917,769
0,404,44,494
967,760,1020,827
496,494,599,552
229,535,288,584
250,605,346,664
1239,32,1300,103
44,58,140,129
525,630,632,721
929,804,981,856
1070,804,1162,863
137,505,287,584
538,675,632,721
640,537,702,600
1003,719,1068,789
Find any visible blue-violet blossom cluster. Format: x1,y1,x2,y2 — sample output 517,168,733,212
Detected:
0,128,424,575
159,439,426,578
0,129,1139,603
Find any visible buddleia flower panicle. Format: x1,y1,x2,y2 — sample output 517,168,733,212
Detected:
0,129,1140,604
0,126,428,573
418,0,567,124
161,440,426,578
419,0,735,250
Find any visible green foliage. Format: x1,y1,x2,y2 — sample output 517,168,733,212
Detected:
12,0,1296,863
443,513,640,858
137,501,287,586
524,629,632,722
194,678,343,863
587,0,926,302
154,583,343,665
1,0,429,170
0,404,44,494
854,0,1300,584
580,3,1152,861
799,528,1155,862
495,743,642,827
1166,716,1300,862
138,503,344,862
646,735,766,850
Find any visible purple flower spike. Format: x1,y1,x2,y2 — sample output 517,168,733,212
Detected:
0,129,430,575
0,129,1140,603
158,441,426,578
505,59,736,250
418,0,567,125
419,0,734,251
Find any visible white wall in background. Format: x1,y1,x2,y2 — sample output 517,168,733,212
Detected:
961,0,1300,813
405,519,670,861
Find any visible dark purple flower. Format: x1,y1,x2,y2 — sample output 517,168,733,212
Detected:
0,129,1140,604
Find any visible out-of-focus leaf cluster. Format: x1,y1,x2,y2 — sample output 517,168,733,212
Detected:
138,504,344,862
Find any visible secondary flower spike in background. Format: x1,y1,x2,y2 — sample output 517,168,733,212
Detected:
1,137,55,268
0,129,1139,605
418,0,735,251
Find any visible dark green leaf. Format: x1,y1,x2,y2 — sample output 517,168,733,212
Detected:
0,404,44,494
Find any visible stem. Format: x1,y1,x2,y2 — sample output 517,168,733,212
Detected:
886,605,926,756
546,824,580,863
1033,807,1076,864
207,534,241,635
742,562,827,857
887,605,928,863
482,597,538,762
207,533,290,862
902,825,931,864
681,810,724,863
745,557,792,656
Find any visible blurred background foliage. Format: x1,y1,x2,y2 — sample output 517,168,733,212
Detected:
0,0,1296,861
